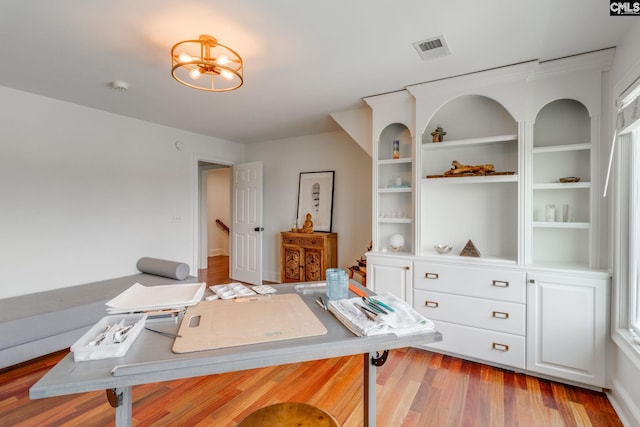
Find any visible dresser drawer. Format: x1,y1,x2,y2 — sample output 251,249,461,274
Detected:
421,320,525,369
281,234,327,249
414,290,525,335
413,262,525,303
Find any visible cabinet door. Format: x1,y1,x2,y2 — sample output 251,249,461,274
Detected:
303,247,324,282
527,272,607,387
282,246,303,282
368,257,412,303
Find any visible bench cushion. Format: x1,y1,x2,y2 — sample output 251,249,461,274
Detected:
0,274,199,352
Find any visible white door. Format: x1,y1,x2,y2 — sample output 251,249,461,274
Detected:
230,161,263,285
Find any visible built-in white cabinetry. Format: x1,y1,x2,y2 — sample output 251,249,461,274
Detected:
413,261,526,368
364,91,415,254
366,253,413,304
527,271,608,387
362,49,614,389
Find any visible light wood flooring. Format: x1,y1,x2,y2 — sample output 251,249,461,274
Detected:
0,256,622,426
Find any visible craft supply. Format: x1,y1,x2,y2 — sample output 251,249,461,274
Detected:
362,297,387,314
71,314,147,361
355,303,377,321
209,283,257,299
367,297,395,313
172,294,327,353
144,327,182,339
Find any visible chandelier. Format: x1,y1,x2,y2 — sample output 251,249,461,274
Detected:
171,35,243,92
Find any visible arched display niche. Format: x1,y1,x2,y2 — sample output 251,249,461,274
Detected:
419,94,519,262
375,122,413,253
531,98,591,268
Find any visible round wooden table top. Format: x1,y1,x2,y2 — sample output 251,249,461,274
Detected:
238,402,340,427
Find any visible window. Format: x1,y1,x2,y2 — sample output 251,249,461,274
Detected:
630,127,640,339
612,79,640,349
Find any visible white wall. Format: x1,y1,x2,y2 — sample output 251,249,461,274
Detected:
0,86,244,299
608,21,640,427
244,131,372,283
207,168,231,256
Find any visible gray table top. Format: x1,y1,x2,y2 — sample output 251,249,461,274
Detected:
30,283,441,399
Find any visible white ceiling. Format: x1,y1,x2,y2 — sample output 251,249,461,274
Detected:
0,1,636,144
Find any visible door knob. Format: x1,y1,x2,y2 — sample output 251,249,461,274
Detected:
254,227,264,232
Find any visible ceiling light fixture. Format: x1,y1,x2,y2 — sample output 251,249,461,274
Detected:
171,35,243,92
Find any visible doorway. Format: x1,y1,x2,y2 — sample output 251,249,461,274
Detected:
197,161,231,272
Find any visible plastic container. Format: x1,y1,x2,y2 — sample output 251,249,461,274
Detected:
71,314,147,361
326,268,349,301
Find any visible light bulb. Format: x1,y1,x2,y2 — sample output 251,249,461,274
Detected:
178,52,192,63
221,69,234,80
189,68,202,80
216,55,230,65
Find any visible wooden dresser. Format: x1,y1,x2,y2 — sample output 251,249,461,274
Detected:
280,232,338,283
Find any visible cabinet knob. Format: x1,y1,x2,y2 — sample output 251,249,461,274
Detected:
492,280,509,288
404,266,411,270
492,342,509,352
492,311,509,319
424,272,439,279
424,300,439,308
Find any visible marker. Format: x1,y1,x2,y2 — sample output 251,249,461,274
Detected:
362,297,387,314
368,297,395,313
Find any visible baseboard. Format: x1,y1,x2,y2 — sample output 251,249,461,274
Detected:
608,378,640,427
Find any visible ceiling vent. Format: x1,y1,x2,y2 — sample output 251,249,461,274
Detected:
413,35,451,61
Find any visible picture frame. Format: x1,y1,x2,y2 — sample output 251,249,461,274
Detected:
296,171,335,232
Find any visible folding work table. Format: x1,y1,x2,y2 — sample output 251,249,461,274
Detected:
30,282,441,426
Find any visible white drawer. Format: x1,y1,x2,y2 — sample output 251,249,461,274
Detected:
415,290,525,335
413,262,526,303
421,320,525,369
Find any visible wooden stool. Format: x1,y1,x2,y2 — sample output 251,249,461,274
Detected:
238,402,340,427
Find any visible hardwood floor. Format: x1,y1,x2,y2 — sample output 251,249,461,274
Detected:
0,257,622,426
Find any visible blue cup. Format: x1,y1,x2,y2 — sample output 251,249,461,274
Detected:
326,268,349,301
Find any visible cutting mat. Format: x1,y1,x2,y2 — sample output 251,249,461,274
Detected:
172,293,327,353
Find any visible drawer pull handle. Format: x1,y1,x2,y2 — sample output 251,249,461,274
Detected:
424,272,439,279
492,280,509,288
492,342,509,352
424,300,439,308
492,311,509,319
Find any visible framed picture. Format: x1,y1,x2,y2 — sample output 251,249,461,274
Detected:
296,171,335,232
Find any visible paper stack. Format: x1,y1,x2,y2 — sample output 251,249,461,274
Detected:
105,282,206,314
327,292,435,337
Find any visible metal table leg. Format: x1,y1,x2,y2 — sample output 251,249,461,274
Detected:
107,386,133,427
364,353,375,427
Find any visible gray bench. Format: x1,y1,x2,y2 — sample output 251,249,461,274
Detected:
0,261,199,369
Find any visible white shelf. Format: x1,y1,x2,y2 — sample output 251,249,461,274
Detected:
422,175,518,185
378,157,412,165
422,134,517,150
378,186,411,193
378,218,412,223
533,143,590,153
533,221,590,229
532,182,591,190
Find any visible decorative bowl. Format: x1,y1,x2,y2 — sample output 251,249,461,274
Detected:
434,244,453,254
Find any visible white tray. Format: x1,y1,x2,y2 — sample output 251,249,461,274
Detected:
71,314,147,361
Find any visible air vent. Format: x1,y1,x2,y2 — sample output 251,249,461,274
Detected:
413,35,451,61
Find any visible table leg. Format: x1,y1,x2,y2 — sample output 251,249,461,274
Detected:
114,386,133,427
364,352,376,427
